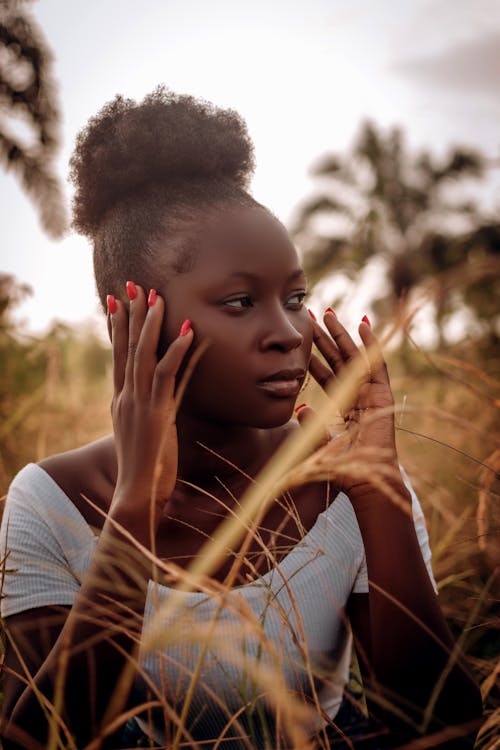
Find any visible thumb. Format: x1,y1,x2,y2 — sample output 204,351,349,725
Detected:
294,403,330,448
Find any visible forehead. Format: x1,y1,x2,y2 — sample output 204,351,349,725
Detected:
190,206,301,278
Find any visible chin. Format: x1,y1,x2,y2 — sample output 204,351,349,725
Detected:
245,402,296,429
183,392,297,429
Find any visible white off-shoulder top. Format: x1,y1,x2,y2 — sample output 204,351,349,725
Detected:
1,463,436,748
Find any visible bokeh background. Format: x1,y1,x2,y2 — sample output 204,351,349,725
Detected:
1,1,499,744
2,0,500,334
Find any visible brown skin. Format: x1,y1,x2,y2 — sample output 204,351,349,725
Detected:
300,315,483,746
1,207,482,749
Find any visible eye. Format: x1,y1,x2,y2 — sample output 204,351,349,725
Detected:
286,291,307,307
223,295,254,309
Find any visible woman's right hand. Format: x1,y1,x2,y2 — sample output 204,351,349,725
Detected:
107,282,193,528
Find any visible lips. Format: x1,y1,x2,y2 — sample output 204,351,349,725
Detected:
256,368,306,398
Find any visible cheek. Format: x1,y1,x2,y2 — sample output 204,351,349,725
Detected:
158,314,193,359
179,354,246,424
293,314,314,367
174,320,243,400
188,334,245,387
179,322,252,411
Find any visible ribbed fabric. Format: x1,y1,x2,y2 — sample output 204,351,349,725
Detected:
1,463,436,748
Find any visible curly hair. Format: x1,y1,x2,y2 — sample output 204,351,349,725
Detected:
69,86,259,308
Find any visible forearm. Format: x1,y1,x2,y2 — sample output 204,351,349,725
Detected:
350,481,483,745
4,498,154,749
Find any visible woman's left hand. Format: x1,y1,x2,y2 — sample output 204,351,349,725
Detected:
299,310,401,496
299,312,484,744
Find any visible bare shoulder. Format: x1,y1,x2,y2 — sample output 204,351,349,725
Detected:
38,436,117,527
39,435,116,481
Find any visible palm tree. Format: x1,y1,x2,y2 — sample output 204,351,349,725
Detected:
291,120,486,343
0,0,67,238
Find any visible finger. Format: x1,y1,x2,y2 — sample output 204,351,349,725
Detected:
152,320,194,406
309,352,361,417
295,403,330,447
134,290,165,398
308,352,337,390
358,320,389,385
311,315,344,373
322,310,359,364
108,295,128,394
124,282,148,390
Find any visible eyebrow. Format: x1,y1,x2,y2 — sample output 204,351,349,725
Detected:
228,269,307,282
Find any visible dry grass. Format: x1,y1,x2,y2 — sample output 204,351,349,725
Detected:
0,323,498,749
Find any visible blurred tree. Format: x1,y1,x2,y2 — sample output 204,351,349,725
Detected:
291,120,495,345
0,0,67,238
0,267,31,329
459,223,500,349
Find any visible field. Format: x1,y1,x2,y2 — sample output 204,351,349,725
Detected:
0,323,498,748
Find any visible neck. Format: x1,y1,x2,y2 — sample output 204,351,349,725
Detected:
175,412,273,488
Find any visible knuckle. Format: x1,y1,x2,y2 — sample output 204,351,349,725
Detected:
134,341,146,364
325,354,339,370
115,389,130,407
317,373,332,389
156,357,176,380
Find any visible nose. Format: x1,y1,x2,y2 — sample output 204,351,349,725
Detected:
259,305,304,353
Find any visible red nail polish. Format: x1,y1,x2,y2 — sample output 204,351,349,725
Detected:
179,319,191,336
308,308,317,321
295,402,307,413
325,307,336,316
148,289,157,307
125,281,137,300
126,280,137,300
107,294,117,315
361,314,371,327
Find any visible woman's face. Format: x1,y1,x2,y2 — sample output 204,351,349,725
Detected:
158,206,313,428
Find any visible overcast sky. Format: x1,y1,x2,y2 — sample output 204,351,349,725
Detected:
1,0,499,335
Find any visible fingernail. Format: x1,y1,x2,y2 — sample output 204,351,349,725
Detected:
361,314,371,327
179,318,191,336
308,308,316,321
295,402,307,413
126,280,137,300
148,289,157,307
325,307,336,316
107,294,117,315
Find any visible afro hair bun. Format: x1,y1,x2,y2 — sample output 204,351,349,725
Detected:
70,86,255,236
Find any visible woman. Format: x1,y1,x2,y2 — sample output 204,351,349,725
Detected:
0,88,482,749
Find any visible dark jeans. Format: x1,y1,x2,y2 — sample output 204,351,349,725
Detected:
118,693,384,748
314,692,385,748
119,717,158,747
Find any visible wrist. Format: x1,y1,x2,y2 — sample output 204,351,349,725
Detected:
347,472,412,513
108,485,162,536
